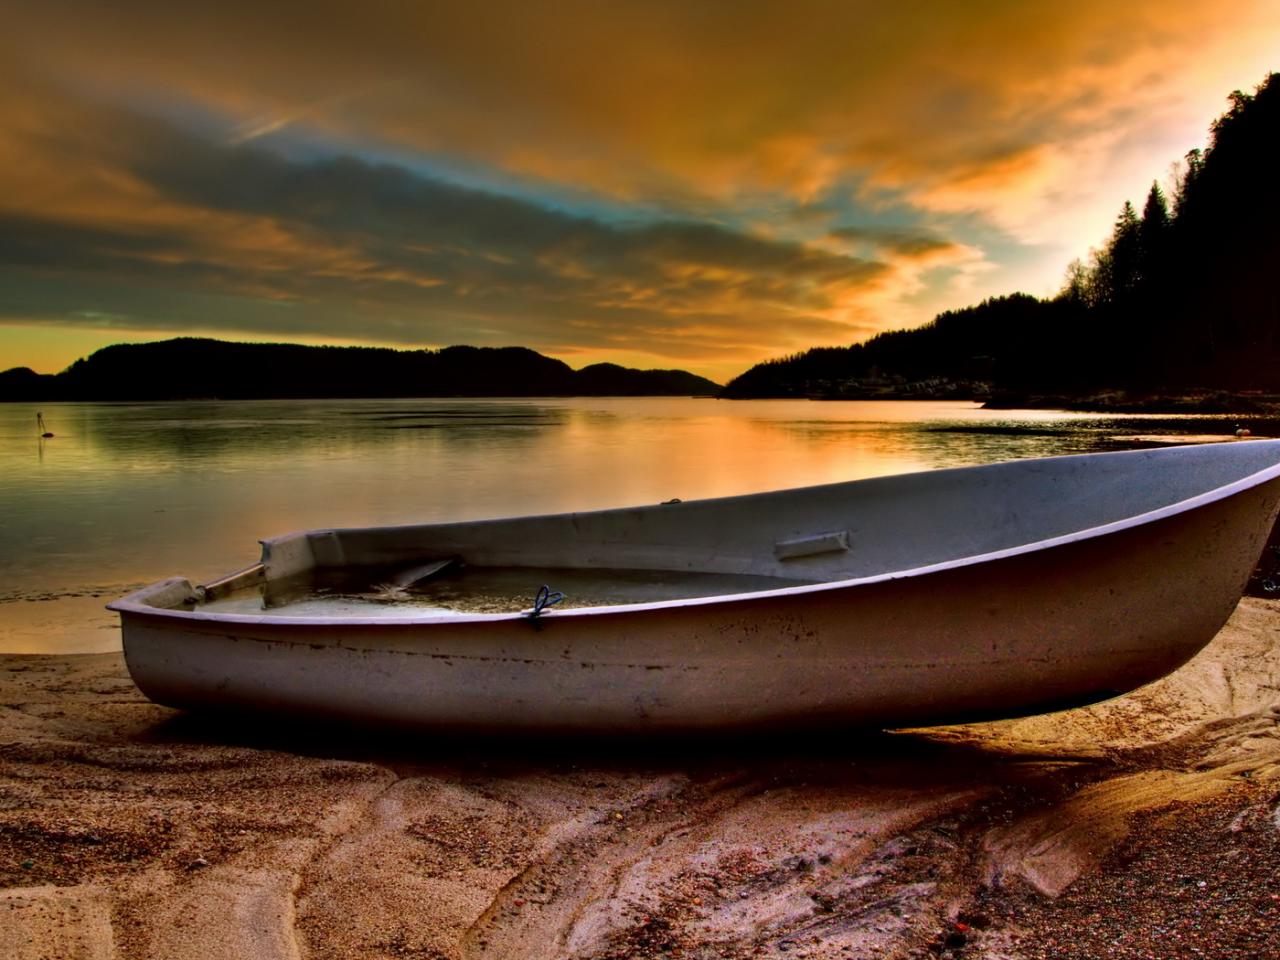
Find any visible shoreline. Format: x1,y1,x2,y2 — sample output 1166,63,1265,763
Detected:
3,599,1279,958
718,387,1280,416
10,392,1280,415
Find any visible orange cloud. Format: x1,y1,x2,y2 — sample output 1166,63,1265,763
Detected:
2,1,1278,376
9,2,1275,207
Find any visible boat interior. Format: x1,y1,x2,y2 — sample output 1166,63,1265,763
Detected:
171,441,1280,618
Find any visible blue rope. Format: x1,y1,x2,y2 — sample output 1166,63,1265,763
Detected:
526,584,565,624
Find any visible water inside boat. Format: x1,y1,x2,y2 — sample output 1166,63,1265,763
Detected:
193,562,817,619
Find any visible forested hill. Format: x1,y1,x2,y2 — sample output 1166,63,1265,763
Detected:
723,72,1280,402
0,339,720,400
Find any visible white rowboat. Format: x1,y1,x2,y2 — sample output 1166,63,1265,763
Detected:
110,441,1280,730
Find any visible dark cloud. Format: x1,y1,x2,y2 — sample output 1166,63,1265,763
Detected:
0,90,886,366
124,123,886,290
827,226,961,260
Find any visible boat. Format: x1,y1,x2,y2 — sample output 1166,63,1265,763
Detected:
109,440,1280,731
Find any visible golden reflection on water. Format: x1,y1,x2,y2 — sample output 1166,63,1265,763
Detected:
0,397,1258,652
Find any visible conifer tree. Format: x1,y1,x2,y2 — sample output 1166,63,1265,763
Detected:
1137,182,1170,284
1105,201,1142,304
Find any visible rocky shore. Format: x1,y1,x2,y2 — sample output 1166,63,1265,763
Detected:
981,389,1280,415
2,599,1279,959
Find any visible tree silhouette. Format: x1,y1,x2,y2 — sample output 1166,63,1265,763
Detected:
1137,183,1170,285
723,71,1280,402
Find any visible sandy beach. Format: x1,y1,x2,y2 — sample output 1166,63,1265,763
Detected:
1,599,1277,959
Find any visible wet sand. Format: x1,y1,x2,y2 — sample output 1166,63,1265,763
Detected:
2,600,1278,959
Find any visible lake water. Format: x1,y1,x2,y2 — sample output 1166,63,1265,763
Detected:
0,397,1265,653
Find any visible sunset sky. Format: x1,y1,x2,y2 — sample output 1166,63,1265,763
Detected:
2,2,1278,382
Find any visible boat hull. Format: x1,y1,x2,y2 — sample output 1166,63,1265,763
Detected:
115,471,1280,731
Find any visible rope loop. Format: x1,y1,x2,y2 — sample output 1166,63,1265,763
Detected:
526,584,565,626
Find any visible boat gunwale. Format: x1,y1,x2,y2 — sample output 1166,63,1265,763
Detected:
107,441,1280,628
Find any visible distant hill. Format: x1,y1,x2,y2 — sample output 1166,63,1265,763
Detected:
0,367,53,401
0,338,720,401
723,72,1280,403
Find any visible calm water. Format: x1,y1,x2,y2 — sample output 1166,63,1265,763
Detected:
0,397,1264,652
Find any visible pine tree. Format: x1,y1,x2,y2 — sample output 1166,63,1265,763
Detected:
1172,148,1203,219
1106,201,1142,304
1137,182,1170,285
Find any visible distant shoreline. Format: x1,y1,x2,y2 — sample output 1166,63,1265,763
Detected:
981,390,1280,415
1,394,722,403
719,387,1280,415
9,392,1280,415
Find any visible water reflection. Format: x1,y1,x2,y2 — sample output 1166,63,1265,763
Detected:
72,401,568,465
754,410,1277,472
